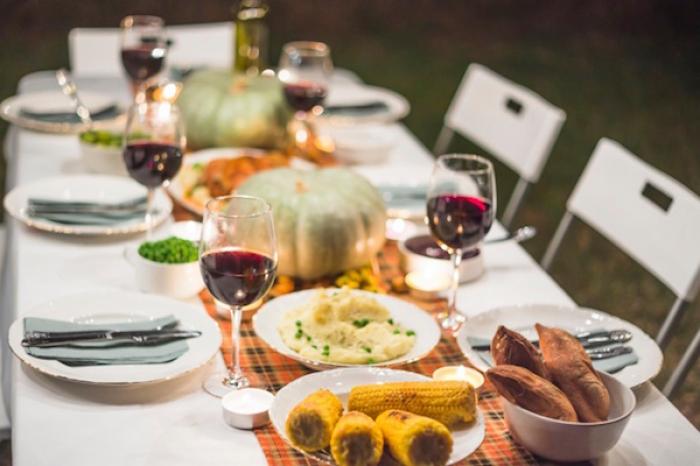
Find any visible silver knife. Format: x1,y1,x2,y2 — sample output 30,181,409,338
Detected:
22,329,201,348
55,68,92,127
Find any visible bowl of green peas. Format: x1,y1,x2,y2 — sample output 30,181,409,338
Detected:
125,234,204,299
78,129,129,176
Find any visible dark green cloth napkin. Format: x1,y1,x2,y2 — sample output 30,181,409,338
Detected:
24,314,188,366
19,104,121,123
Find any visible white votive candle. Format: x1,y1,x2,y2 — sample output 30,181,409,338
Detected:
432,365,485,390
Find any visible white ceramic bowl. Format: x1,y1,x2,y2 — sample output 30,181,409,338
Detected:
79,140,128,176
124,245,204,300
502,371,636,462
398,234,484,284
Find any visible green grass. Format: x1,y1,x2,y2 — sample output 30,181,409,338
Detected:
0,1,698,427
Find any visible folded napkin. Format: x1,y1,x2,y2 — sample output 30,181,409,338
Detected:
19,104,121,123
24,314,188,366
26,196,149,226
465,330,639,374
379,185,427,210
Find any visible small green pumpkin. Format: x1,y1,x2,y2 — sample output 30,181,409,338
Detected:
237,168,387,280
178,70,291,150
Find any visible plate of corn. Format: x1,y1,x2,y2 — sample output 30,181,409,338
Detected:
270,367,485,465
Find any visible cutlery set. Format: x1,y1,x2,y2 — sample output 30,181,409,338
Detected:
25,196,153,225
472,329,634,361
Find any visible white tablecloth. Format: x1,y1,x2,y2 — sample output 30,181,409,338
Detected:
1,72,699,465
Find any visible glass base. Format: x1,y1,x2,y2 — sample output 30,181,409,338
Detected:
203,371,251,398
437,311,465,334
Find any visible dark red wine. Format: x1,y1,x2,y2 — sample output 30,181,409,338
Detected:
200,249,277,307
123,142,183,188
283,82,327,112
427,194,493,251
404,235,481,261
121,46,165,83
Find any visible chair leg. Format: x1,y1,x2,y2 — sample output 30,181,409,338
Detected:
656,297,688,349
433,125,454,156
663,325,700,398
540,211,574,271
501,178,531,230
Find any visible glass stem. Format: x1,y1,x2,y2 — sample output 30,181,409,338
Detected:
448,250,463,318
228,306,244,382
144,188,155,240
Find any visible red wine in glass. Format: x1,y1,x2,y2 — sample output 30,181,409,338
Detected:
121,46,165,83
283,81,328,112
427,194,493,251
200,249,277,307
123,141,183,188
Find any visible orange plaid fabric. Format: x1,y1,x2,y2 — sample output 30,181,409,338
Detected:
196,240,543,466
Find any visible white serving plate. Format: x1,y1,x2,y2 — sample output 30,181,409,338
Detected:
3,174,172,236
269,367,485,465
8,290,222,386
322,84,410,125
166,147,313,217
253,288,441,370
0,90,124,134
456,304,663,388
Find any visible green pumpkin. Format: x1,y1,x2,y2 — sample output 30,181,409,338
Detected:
237,168,387,280
178,70,291,150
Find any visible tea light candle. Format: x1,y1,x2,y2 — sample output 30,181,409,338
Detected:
432,365,485,390
404,271,451,297
222,388,274,430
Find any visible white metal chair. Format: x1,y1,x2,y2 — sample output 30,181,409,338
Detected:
541,138,700,396
69,22,234,76
433,63,566,228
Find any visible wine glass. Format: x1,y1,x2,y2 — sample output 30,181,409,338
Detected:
199,195,278,397
278,41,333,119
427,154,496,333
122,101,185,238
120,15,167,99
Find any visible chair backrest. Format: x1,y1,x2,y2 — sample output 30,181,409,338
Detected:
568,138,700,300
444,63,566,183
69,22,234,76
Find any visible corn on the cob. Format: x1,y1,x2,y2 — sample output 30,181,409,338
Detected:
330,411,384,466
285,389,343,452
377,410,452,466
348,381,476,427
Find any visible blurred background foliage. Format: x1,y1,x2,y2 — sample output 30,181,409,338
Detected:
0,0,699,428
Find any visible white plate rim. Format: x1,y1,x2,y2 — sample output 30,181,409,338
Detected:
253,288,441,370
0,90,125,134
321,84,410,125
456,303,663,388
3,174,173,236
8,290,222,386
269,366,485,465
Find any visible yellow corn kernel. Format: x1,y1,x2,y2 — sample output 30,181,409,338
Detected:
347,381,476,427
330,411,383,466
285,389,343,452
377,410,453,466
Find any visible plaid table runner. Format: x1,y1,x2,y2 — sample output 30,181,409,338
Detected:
195,239,540,466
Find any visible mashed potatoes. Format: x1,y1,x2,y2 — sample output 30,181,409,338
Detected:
278,289,416,364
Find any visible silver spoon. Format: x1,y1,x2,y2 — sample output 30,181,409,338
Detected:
485,225,537,244
55,68,92,127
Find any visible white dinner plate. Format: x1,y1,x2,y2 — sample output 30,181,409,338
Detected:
253,288,441,371
3,174,173,236
8,290,222,386
167,147,313,217
269,367,485,465
0,90,124,134
456,304,663,388
322,84,410,125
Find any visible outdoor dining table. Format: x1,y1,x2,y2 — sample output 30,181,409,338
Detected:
1,70,699,466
